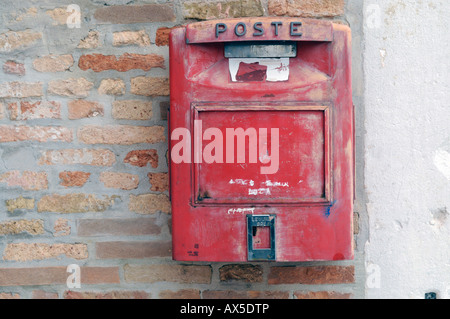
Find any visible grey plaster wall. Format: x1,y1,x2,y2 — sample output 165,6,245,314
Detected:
363,0,450,299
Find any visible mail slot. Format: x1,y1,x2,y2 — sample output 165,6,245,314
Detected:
169,18,354,262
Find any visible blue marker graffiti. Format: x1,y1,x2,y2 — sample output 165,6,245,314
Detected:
325,200,337,218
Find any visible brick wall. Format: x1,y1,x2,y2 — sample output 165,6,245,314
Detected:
0,0,360,299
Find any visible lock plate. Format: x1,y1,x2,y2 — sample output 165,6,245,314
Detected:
247,215,276,261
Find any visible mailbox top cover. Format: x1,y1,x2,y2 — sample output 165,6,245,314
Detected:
185,17,334,43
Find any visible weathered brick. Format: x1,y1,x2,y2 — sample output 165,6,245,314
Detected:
64,290,149,299
153,30,169,48
3,61,25,76
156,27,182,47
46,7,72,25
78,31,101,49
32,290,58,299
6,196,35,212
94,4,176,24
37,194,118,213
77,218,161,237
77,267,121,284
78,125,165,145
112,100,152,120
98,78,125,96
12,7,38,23
0,267,120,286
129,194,171,215
269,0,345,17
0,268,68,286
219,264,263,283
160,101,169,120
39,149,116,167
130,77,170,96
91,0,132,4
33,55,74,72
183,0,264,20
100,172,139,190
79,53,164,72
0,126,72,143
59,171,91,187
294,291,352,299
0,82,43,98
0,103,3,119
148,173,169,192
48,78,94,98
0,171,48,191
268,266,355,285
3,243,88,261
0,30,42,53
8,101,61,120
113,30,151,47
124,264,211,284
354,212,360,234
53,218,71,237
0,293,20,299
96,241,171,259
68,100,104,119
0,220,44,236
268,0,287,15
202,290,289,299
159,289,201,299
124,149,158,168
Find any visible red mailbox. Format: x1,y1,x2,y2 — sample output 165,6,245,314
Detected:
169,18,354,262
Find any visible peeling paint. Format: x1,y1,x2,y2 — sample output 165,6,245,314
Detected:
380,49,387,67
430,207,449,229
229,58,290,82
433,148,450,180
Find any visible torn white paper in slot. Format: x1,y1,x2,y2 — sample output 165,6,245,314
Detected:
229,58,290,82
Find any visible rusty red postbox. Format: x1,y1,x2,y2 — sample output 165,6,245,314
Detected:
169,18,354,262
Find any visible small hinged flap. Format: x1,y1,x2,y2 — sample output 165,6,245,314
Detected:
224,41,297,58
247,214,276,261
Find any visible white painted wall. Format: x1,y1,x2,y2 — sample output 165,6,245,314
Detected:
363,0,450,298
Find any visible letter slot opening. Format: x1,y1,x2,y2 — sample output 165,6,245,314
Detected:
224,41,297,58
